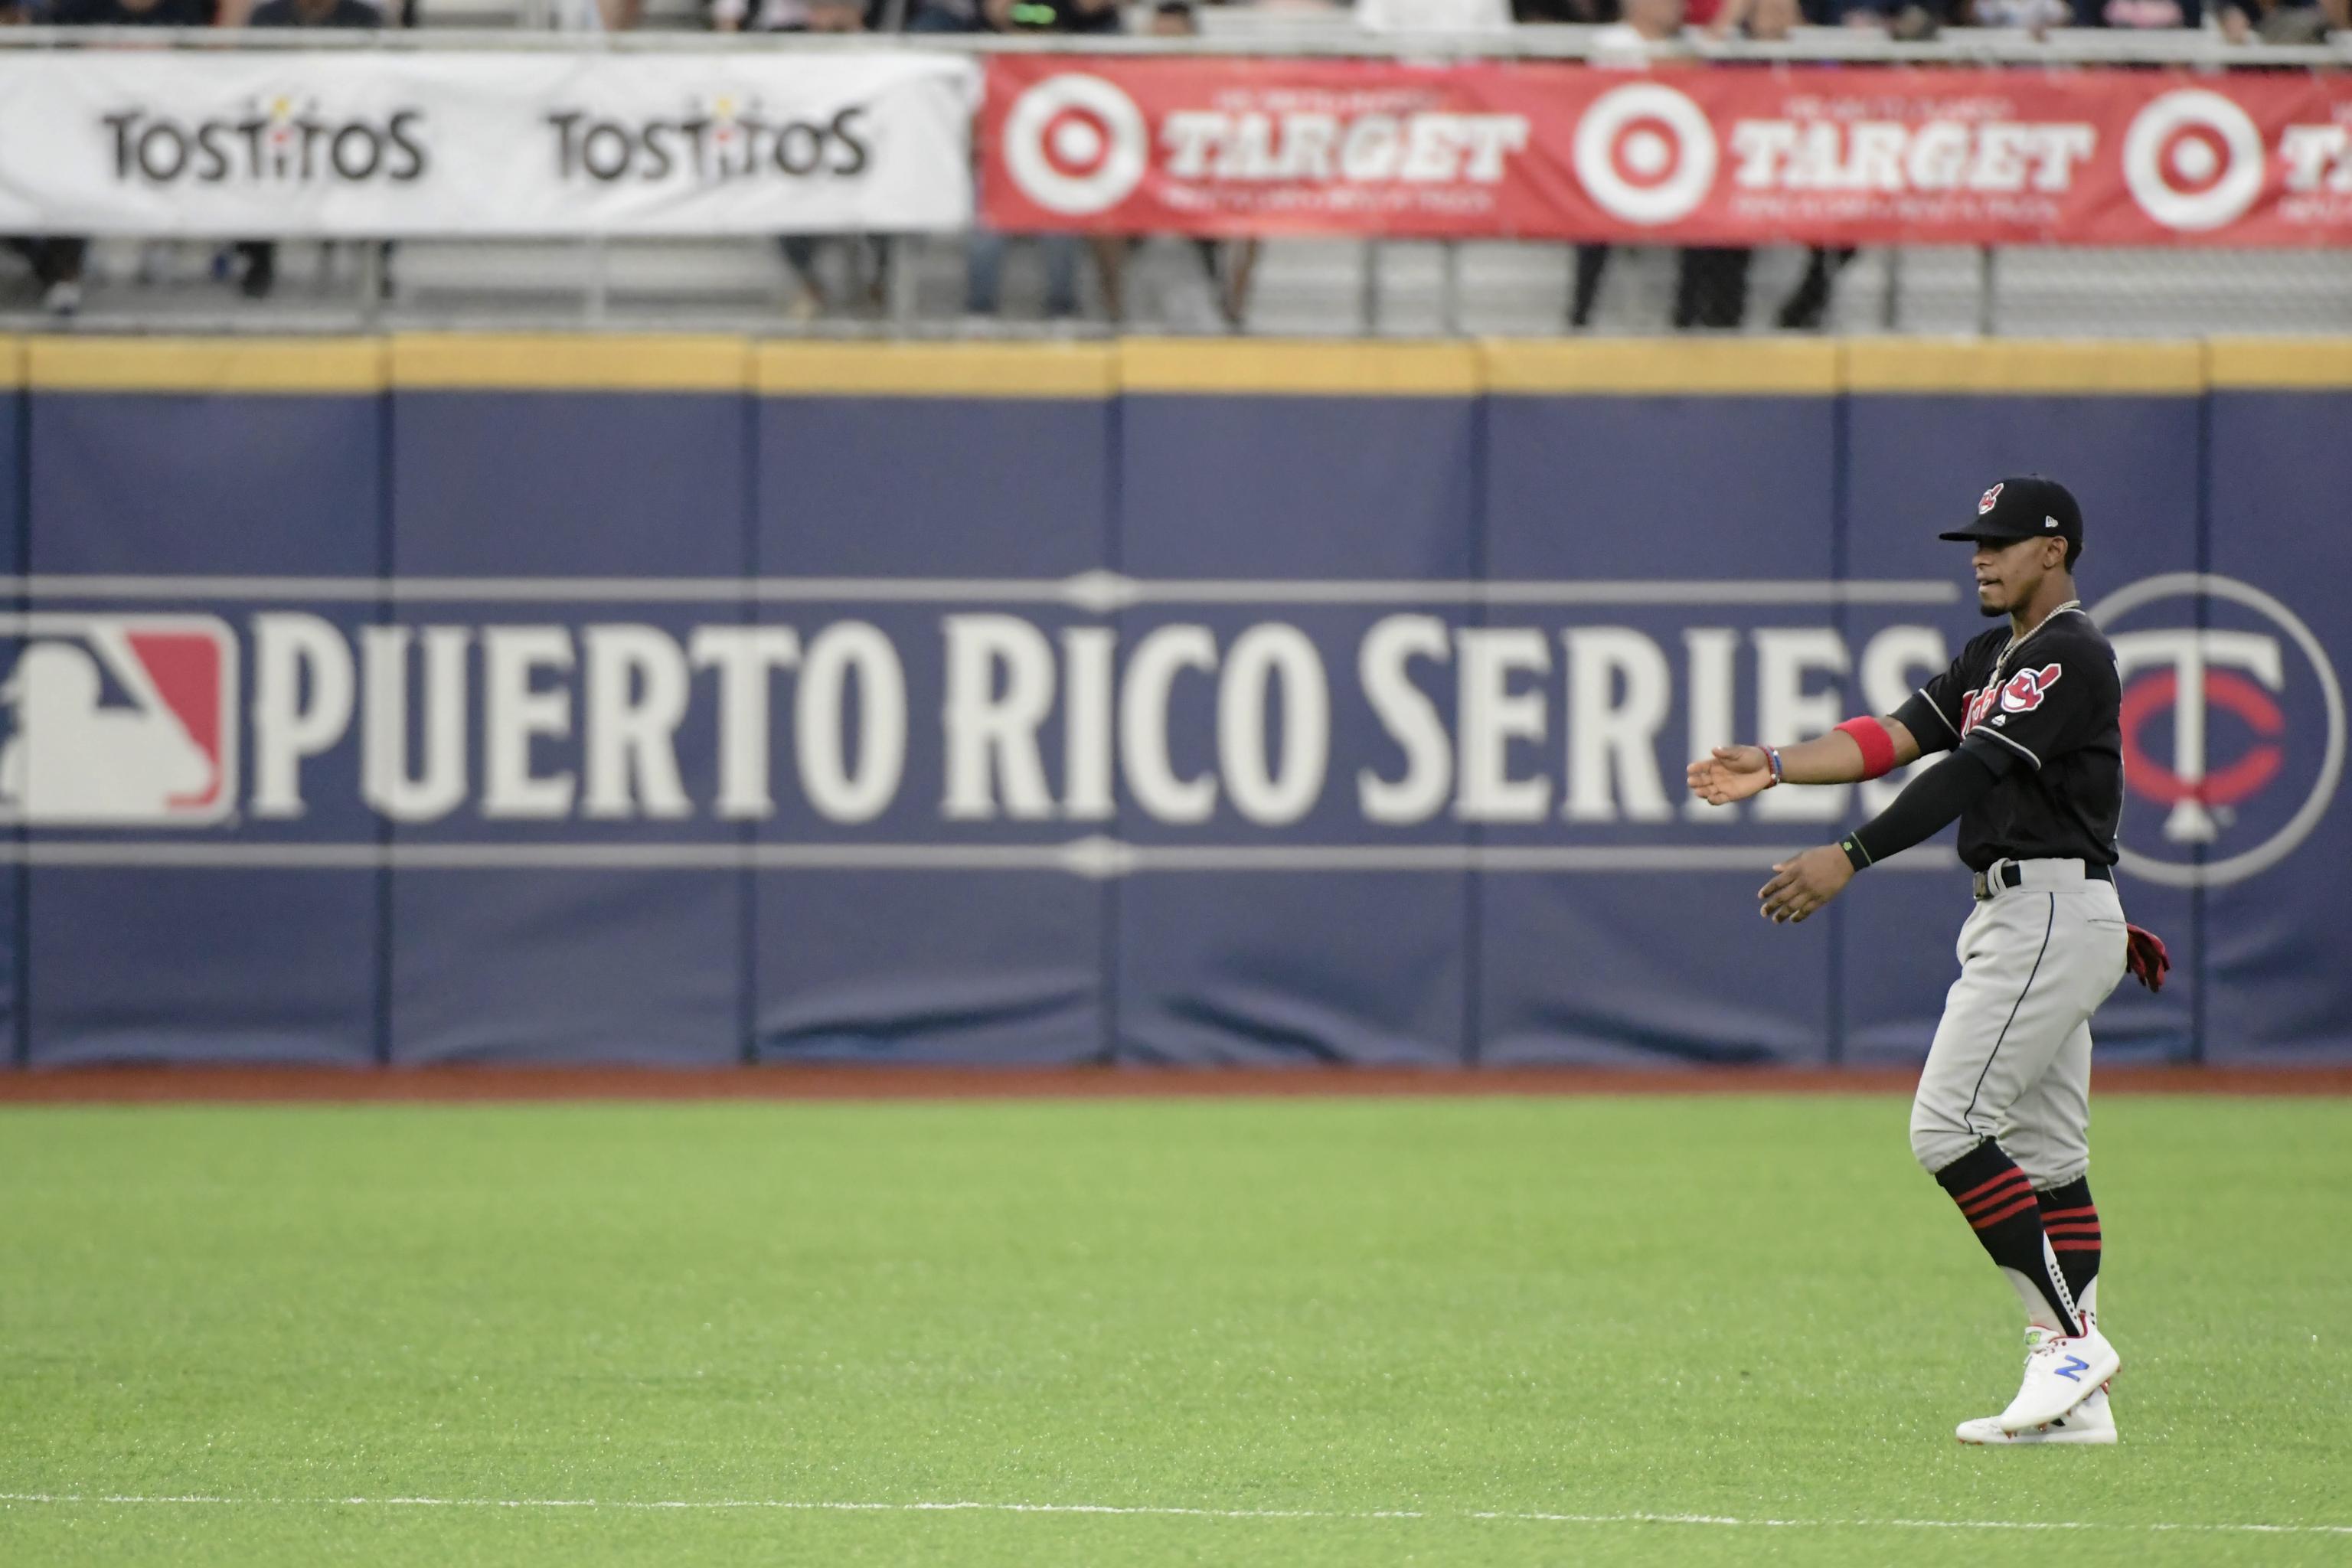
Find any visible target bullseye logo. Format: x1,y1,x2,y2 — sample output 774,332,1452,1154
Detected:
1003,74,1149,217
2123,90,2265,233
1573,83,1717,227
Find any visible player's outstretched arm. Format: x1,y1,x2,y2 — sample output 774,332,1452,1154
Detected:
1756,742,2008,923
1685,718,1922,806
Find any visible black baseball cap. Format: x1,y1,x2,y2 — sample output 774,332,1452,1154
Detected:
1939,475,2082,547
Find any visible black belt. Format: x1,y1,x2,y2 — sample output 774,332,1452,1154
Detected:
1971,861,2115,901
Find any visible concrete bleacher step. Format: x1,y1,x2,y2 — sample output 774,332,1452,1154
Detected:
8,230,2348,338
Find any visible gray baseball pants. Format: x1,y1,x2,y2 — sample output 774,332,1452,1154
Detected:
1910,860,2131,1186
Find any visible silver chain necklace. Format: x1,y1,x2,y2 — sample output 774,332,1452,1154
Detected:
1994,599,2082,680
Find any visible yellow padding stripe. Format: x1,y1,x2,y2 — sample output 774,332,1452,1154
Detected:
757,341,1116,397
1122,339,1482,397
28,336,385,394
1845,338,2204,394
2207,338,2352,390
0,336,23,389
26,333,2343,396
391,334,750,391
1483,338,1839,395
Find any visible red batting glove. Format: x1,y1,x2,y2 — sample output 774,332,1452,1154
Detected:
2125,924,2171,994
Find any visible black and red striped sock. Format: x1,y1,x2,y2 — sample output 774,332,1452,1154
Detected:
1932,1141,2082,1336
2037,1177,2101,1326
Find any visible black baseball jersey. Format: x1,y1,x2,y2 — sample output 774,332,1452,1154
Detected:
1893,603,2124,873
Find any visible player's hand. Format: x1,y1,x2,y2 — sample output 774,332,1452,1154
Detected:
1687,746,1774,806
1758,844,1854,924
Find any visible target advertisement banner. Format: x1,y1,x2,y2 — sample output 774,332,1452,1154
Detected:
982,58,2352,246
0,51,978,237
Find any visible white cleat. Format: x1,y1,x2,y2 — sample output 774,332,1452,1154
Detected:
1997,1324,2121,1433
1959,1383,2116,1446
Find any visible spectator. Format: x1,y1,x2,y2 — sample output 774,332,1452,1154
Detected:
710,0,804,30
779,0,893,319
1576,0,1772,332
0,0,29,290
808,3,880,36
1357,0,1512,28
1740,0,1859,328
573,0,642,27
232,0,382,302
1966,0,2066,28
906,0,976,27
1674,0,1771,331
1720,0,1805,41
1671,251,1747,331
1588,0,1684,58
247,0,381,41
1089,1,1261,332
1665,0,1854,331
916,0,1115,28
2220,0,2341,39
1571,0,1685,330
2073,0,2198,26
31,0,211,316
1831,0,1945,34
959,0,1118,322
982,0,1119,31
51,0,207,26
221,0,418,37
1772,247,1856,332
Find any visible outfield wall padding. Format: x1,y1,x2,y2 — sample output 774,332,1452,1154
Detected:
2,335,2345,1069
2,340,22,1067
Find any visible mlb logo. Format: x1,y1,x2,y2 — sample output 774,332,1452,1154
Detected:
0,614,237,827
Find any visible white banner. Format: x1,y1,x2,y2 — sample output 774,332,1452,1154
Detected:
0,52,978,237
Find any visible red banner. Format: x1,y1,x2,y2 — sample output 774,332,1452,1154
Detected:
981,58,2352,247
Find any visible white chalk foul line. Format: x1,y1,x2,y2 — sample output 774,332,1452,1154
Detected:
0,1494,2344,1536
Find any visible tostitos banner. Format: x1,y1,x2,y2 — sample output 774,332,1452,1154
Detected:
981,58,2352,247
0,51,978,237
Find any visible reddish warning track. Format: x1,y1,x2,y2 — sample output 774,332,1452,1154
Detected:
2,1064,2347,1105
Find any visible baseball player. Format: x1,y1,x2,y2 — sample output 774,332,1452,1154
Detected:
1686,476,2168,1446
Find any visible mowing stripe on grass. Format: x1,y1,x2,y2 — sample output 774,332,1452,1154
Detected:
2,1494,2345,1537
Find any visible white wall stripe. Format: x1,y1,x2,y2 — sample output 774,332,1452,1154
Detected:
5,574,1961,609
0,1493,2341,1536
0,840,1956,875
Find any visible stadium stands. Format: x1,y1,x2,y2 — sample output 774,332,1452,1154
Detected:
2,12,2349,333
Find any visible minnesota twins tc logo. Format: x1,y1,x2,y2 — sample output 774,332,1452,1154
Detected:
2092,574,2344,887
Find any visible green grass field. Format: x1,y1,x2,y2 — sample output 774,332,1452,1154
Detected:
2,1094,2347,1566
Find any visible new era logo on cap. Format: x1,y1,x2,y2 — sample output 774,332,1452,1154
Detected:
2047,516,2061,530
1980,483,2004,514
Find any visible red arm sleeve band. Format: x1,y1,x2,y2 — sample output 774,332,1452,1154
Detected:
1834,716,1898,781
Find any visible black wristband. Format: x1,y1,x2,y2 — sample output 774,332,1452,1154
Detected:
1838,834,1873,873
